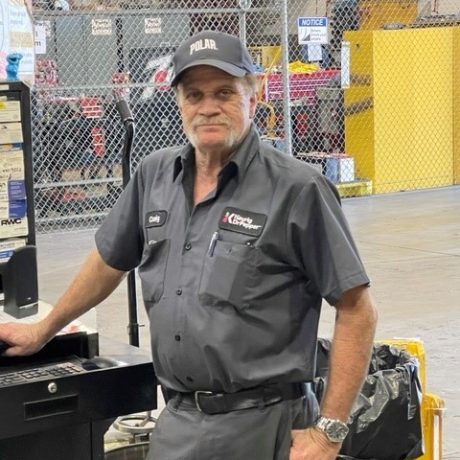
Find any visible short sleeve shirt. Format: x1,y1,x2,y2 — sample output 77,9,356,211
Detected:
95,125,370,393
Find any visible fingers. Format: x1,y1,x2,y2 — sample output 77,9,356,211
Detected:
0,340,11,353
289,428,342,460
0,322,43,357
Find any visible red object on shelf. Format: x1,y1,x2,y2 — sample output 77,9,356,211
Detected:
35,59,59,86
80,97,104,118
79,97,106,158
91,127,106,157
112,72,131,98
263,69,340,104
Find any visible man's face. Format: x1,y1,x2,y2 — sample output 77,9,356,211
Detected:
176,66,257,155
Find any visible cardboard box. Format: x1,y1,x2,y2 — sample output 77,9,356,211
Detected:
0,123,23,144
0,101,21,123
332,154,355,183
298,152,355,183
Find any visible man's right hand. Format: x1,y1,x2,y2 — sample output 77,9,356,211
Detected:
0,250,126,359
0,321,49,357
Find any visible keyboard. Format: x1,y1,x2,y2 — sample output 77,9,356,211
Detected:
0,361,84,388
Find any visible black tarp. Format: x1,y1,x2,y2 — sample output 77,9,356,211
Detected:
315,339,424,460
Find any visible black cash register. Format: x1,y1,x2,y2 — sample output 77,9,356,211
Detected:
0,305,157,460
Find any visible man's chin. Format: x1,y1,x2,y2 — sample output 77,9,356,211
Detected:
193,138,235,154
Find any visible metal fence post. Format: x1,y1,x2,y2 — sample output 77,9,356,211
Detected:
279,0,293,156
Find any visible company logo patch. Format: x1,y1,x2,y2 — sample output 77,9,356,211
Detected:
218,207,266,236
145,210,167,228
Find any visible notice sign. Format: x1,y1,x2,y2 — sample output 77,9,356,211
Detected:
91,18,112,36
145,17,162,35
297,17,328,45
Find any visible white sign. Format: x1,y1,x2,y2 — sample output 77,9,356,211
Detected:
145,17,162,35
91,18,112,36
307,43,323,61
341,41,350,89
35,20,51,38
0,0,35,84
35,23,46,54
297,17,328,45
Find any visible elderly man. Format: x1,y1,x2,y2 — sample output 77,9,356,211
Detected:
0,31,377,460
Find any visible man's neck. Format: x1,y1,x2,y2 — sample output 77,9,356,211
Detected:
192,147,235,206
195,148,233,178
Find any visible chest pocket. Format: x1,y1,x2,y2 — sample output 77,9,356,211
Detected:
139,226,170,303
198,239,259,310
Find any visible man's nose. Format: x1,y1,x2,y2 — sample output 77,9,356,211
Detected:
198,94,221,115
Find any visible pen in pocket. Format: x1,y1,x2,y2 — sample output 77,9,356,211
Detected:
208,231,219,256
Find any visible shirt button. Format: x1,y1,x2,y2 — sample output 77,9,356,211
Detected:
184,242,192,251
174,335,181,341
176,288,182,295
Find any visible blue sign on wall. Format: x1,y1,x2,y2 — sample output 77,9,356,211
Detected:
297,17,329,44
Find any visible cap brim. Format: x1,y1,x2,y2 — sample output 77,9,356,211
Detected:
171,59,247,86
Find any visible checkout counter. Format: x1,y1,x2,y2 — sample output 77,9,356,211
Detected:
0,303,157,460
0,81,156,459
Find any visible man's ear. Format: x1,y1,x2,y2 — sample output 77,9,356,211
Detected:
249,93,258,119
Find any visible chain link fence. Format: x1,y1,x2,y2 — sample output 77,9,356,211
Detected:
31,0,460,232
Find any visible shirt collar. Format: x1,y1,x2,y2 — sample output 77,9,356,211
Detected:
226,124,260,180
173,144,194,182
172,123,260,183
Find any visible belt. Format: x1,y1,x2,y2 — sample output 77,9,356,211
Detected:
170,382,305,415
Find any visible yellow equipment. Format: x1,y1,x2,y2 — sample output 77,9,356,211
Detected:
379,339,445,460
359,0,419,30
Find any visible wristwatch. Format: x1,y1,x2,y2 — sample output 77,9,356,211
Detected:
314,416,349,443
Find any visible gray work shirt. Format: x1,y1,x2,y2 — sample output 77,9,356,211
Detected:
96,125,369,393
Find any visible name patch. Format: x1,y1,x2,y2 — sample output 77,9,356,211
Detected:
145,210,167,228
219,207,266,237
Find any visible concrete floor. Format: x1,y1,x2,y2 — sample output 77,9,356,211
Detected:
35,186,460,458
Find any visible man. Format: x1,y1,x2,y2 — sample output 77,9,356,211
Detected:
0,31,377,460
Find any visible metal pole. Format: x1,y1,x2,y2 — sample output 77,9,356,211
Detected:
239,11,247,45
114,93,140,348
279,0,293,156
238,0,251,45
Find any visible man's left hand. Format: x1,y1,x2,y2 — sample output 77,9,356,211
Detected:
290,427,342,460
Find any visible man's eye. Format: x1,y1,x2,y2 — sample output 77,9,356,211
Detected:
214,89,235,101
185,92,201,102
218,89,233,98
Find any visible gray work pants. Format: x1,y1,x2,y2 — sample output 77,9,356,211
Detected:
146,386,319,460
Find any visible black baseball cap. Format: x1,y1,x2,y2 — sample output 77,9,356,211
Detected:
170,30,255,87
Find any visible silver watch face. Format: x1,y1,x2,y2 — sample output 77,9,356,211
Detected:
317,417,349,443
327,421,349,442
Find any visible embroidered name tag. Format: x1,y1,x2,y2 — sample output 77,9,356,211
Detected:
145,210,167,228
219,207,266,237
